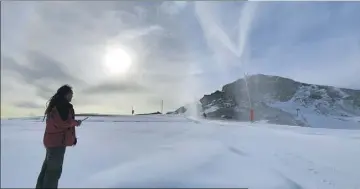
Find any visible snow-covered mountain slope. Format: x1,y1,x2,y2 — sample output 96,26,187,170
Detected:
1,115,360,188
170,74,360,128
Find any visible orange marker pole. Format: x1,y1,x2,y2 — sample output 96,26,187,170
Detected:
250,109,254,122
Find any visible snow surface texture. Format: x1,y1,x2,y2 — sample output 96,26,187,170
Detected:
275,85,359,128
2,115,360,188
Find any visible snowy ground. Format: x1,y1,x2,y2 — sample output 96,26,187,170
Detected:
269,100,360,130
1,115,360,189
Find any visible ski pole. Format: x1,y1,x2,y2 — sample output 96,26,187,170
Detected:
81,117,89,121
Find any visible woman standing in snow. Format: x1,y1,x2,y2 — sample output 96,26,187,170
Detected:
36,85,82,188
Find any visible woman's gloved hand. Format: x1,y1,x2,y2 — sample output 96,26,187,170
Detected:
76,120,82,126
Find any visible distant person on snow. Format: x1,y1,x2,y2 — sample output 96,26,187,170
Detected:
36,85,82,189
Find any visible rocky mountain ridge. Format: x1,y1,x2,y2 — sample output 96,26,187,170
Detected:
169,74,360,128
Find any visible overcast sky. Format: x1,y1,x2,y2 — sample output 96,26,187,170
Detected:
1,1,360,117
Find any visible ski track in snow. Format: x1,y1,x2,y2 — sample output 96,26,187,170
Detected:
1,115,360,189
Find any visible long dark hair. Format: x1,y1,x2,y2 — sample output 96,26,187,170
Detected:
43,84,73,121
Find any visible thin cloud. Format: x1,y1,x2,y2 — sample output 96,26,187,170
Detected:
159,1,188,15
1,1,360,117
2,51,80,83
13,101,44,109
121,25,164,40
2,52,83,100
195,1,360,89
82,80,149,95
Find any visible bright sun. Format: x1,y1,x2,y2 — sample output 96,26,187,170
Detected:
104,48,132,75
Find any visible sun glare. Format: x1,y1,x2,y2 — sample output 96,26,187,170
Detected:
104,47,132,75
